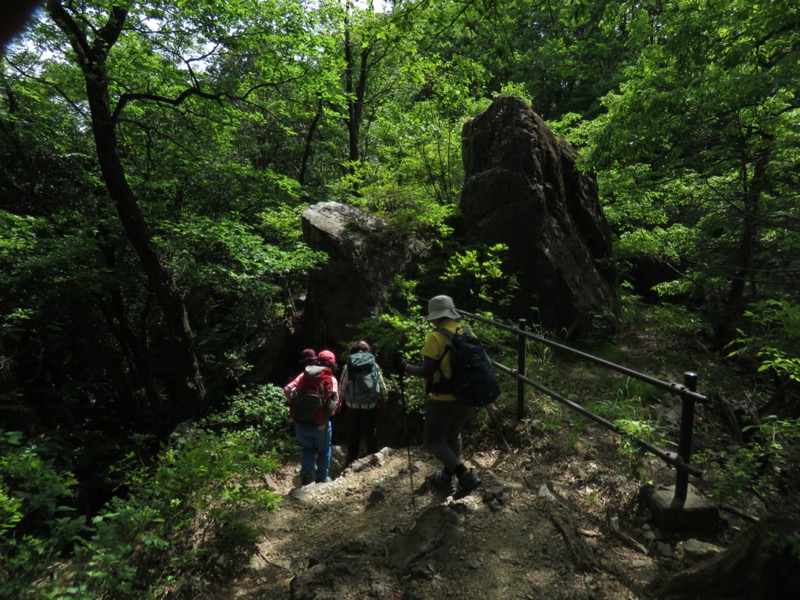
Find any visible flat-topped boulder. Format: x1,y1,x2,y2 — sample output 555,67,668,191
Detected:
301,201,430,347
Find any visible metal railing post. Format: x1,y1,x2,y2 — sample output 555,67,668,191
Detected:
671,371,698,508
517,319,526,421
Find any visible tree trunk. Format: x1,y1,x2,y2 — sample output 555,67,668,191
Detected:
343,2,371,177
299,98,323,186
95,241,162,416
713,144,770,348
47,1,206,418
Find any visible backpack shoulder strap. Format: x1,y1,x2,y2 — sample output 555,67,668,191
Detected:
436,326,454,340
432,325,473,378
432,327,455,384
434,327,454,361
436,325,471,342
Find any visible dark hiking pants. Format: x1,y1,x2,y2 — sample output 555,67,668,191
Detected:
423,399,476,472
346,406,378,465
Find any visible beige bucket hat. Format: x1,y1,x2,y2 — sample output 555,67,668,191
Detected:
426,295,461,321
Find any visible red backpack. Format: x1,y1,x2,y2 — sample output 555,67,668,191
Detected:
290,365,335,425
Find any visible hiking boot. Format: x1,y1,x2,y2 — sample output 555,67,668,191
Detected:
452,469,482,500
425,469,455,493
315,476,332,484
300,472,313,486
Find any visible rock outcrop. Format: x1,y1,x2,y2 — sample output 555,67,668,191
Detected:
460,95,617,334
301,201,430,348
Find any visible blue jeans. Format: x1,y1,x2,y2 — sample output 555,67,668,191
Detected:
295,421,332,481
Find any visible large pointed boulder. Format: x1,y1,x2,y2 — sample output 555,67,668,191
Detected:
460,95,617,335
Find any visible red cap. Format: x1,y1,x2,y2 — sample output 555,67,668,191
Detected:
317,350,336,365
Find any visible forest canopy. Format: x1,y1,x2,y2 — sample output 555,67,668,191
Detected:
1,0,799,596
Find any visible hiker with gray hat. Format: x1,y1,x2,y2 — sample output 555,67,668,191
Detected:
399,295,482,500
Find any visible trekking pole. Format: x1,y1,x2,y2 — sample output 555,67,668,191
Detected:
485,406,532,490
398,371,417,509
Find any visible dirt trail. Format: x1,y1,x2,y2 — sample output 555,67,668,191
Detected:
212,425,684,599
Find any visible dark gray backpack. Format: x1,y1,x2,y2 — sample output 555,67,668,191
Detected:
345,352,381,406
433,326,500,407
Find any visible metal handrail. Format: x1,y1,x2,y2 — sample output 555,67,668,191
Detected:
491,360,702,477
416,297,706,496
455,306,708,404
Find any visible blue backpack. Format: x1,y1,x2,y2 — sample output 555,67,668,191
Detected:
433,326,500,407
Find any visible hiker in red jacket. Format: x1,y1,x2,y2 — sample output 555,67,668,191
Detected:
284,348,318,402
285,349,340,485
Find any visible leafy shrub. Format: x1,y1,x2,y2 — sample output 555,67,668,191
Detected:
200,384,293,457
647,303,712,342
531,401,568,438
84,430,280,598
699,416,800,505
613,418,665,483
588,390,668,482
9,428,282,599
728,299,800,407
0,430,87,600
610,377,661,407
441,243,519,309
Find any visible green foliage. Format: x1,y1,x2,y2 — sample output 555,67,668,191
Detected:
578,0,800,344
611,377,660,407
613,419,662,483
70,430,281,599
729,300,800,388
3,3,800,595
395,374,430,419
542,403,570,439
1,422,282,599
586,384,667,482
376,277,431,356
0,431,87,600
442,244,519,309
646,304,712,345
763,529,800,563
587,383,648,424
156,213,327,383
1,0,337,430
200,385,294,457
527,337,556,378
699,417,800,505
345,100,463,234
156,214,325,298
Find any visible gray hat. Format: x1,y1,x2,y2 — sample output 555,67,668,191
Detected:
426,295,460,321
